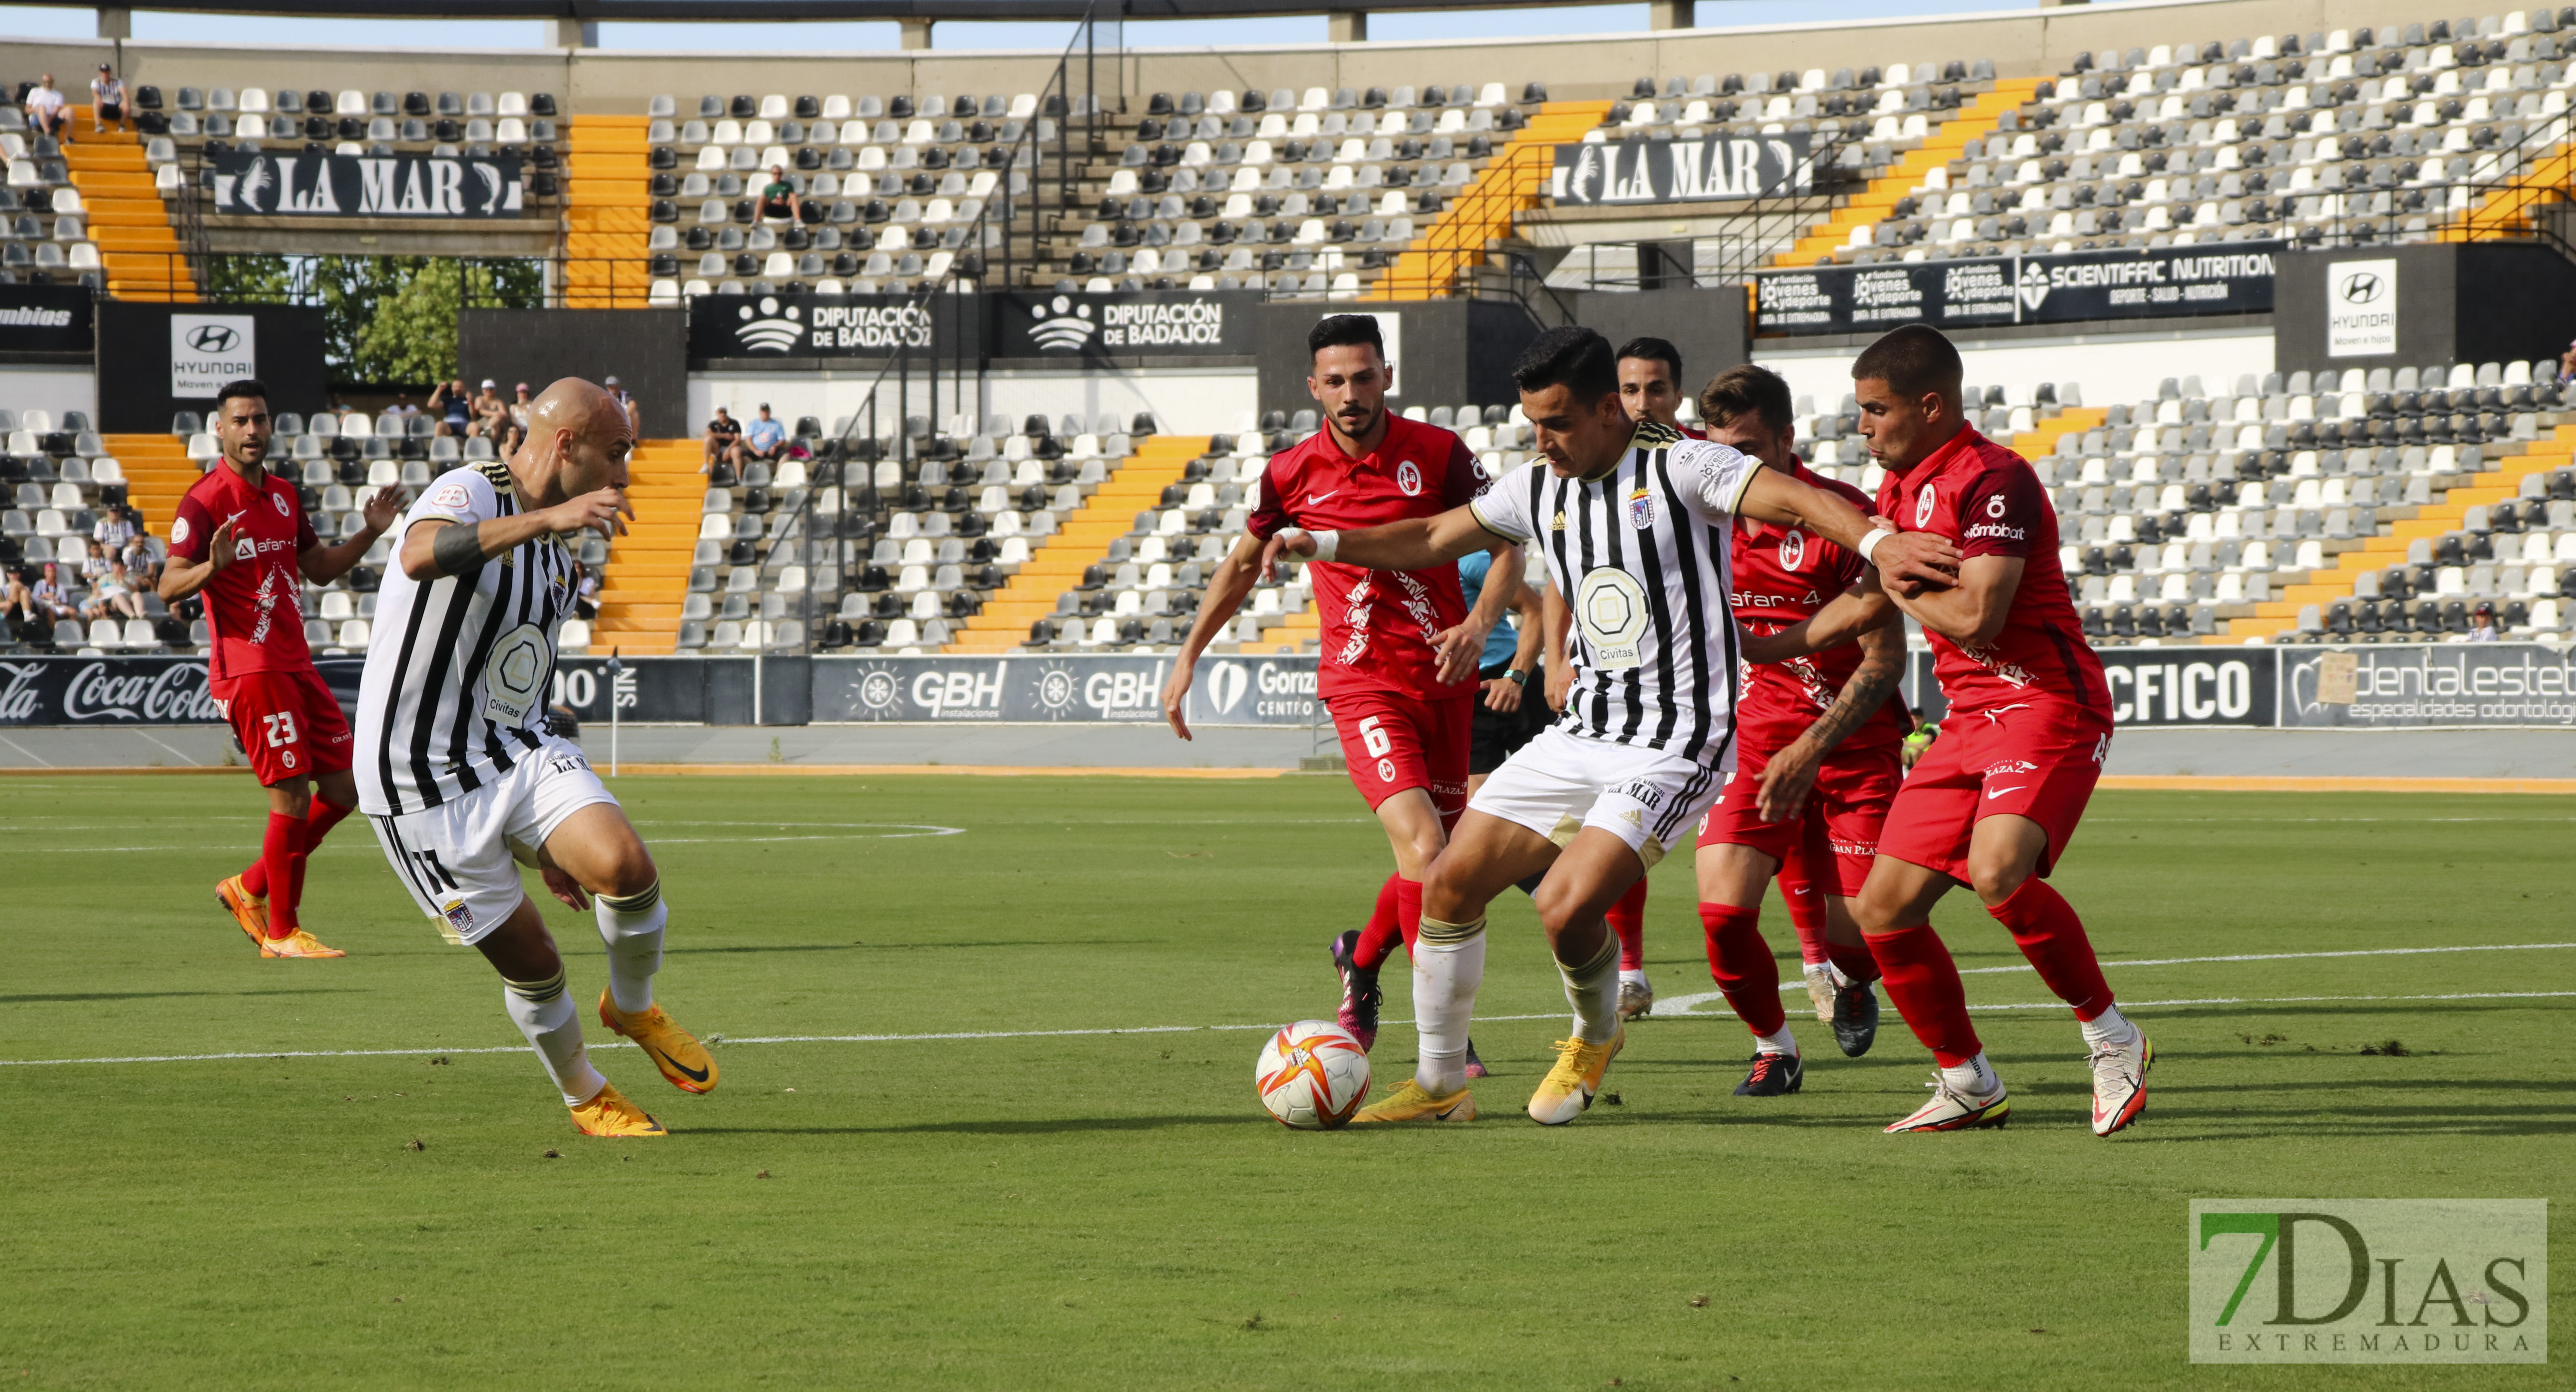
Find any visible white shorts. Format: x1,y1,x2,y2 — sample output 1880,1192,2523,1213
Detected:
368,736,618,945
1466,725,1728,870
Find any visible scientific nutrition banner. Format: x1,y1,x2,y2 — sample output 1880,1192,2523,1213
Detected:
1754,242,2280,334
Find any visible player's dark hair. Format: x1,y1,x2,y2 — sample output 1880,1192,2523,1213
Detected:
1512,326,1618,403
1308,313,1384,363
213,379,269,412
1616,336,1683,384
1850,324,1962,403
1699,364,1795,434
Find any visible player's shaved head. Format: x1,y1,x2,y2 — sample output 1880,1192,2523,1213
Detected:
515,377,632,505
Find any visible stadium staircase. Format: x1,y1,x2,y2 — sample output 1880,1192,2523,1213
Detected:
61,109,195,302
942,434,1211,652
2221,426,2576,642
103,434,196,540
564,115,654,309
2008,403,2109,463
1774,78,2044,267
1366,101,1614,300
583,439,699,654
2437,137,2576,242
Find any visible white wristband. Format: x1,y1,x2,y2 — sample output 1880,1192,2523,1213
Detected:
1306,528,1340,563
1856,527,1894,565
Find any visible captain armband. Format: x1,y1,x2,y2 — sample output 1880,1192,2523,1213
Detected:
428,521,488,577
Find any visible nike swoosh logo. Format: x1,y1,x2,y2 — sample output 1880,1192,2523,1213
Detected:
1986,785,2027,798
1305,491,1340,505
645,1042,711,1083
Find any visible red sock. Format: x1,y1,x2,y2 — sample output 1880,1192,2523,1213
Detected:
1825,936,1883,985
1351,873,1405,971
1863,925,1981,1067
1781,877,1830,966
1987,878,2114,1021
1698,903,1786,1037
293,797,354,913
1609,877,1647,971
1394,877,1424,958
253,812,303,938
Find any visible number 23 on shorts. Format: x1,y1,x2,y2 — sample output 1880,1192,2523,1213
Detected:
261,710,301,749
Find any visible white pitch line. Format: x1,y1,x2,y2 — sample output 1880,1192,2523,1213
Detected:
2,995,2569,1070
11,828,969,854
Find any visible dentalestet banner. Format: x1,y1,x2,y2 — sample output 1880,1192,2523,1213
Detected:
203,149,523,218
2277,643,2576,727
1755,242,2280,334
1550,132,1811,206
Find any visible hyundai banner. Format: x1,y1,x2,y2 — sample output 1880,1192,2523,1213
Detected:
203,149,522,218
1755,242,2279,335
990,289,1260,361
1550,132,1811,206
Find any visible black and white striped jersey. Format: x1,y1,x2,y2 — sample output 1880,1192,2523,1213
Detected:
355,461,578,816
1467,421,1763,766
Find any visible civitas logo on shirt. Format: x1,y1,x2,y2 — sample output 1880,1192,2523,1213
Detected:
733,296,806,353
1026,296,1098,353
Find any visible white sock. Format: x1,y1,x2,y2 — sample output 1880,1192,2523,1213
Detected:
1754,1025,1798,1057
594,879,667,1014
1412,914,1487,1095
504,970,608,1107
1939,1052,2001,1098
1618,967,1649,987
1826,961,1857,988
2080,1003,2139,1049
1559,932,1622,1045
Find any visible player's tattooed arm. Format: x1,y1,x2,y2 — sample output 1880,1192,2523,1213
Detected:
1738,571,1895,665
401,488,630,581
1880,554,2025,647
1756,614,1904,822
1737,469,1959,593
1261,503,1492,575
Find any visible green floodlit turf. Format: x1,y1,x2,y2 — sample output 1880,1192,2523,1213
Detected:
1,775,2569,1390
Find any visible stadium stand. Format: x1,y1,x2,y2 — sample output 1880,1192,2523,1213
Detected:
52,104,192,300
0,408,179,652
568,110,652,308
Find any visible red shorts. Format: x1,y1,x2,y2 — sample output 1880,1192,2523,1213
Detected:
212,667,353,787
1876,700,2111,884
1326,688,1471,828
1696,741,1902,897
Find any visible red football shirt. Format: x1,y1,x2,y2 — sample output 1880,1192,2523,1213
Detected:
1728,457,1908,757
1874,427,2108,719
1246,413,1483,700
170,463,318,683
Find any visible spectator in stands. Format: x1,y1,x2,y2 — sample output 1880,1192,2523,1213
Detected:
119,531,156,586
758,165,804,224
509,382,533,431
470,379,509,440
390,390,418,419
2558,341,2576,388
74,538,112,587
28,563,77,627
603,376,640,434
575,570,599,620
24,73,69,140
742,403,787,463
702,406,745,473
498,421,526,457
90,64,127,135
84,561,145,622
427,379,474,438
2467,601,2500,642
1,568,36,638
92,507,137,555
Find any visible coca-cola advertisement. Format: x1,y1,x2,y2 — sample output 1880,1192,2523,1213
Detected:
0,658,227,725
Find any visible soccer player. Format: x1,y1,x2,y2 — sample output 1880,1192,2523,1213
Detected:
1690,364,1902,1099
1263,327,1957,1125
1747,324,2151,1137
160,379,404,959
1457,545,1547,798
357,378,715,1138
1161,314,1522,1059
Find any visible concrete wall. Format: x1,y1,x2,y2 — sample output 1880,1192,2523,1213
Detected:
6,0,2504,116
0,366,98,424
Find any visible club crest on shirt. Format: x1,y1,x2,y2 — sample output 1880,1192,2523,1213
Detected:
1627,485,1655,530
1779,526,1806,568
170,516,190,546
1395,459,1422,496
1915,482,1938,527
271,491,291,517
441,900,476,936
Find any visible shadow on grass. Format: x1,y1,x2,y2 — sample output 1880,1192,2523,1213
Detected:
666,940,1153,955
686,1114,1250,1137
0,988,368,1005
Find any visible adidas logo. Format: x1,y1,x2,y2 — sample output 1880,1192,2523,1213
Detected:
1550,511,1567,531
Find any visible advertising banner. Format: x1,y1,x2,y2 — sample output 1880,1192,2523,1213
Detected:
1754,242,2280,335
0,656,225,725
1907,647,2275,728
811,652,1317,726
990,289,1261,361
2278,643,2576,727
0,283,93,355
202,149,524,218
688,293,942,359
2326,256,2400,357
1550,132,1812,206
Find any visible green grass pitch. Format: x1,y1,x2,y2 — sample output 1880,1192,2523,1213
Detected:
1,774,2567,1389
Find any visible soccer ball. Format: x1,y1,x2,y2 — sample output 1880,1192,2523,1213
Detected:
1254,1020,1371,1129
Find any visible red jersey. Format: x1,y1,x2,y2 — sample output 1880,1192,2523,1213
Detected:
1728,457,1908,758
1247,413,1483,701
170,463,318,683
1874,427,2108,719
